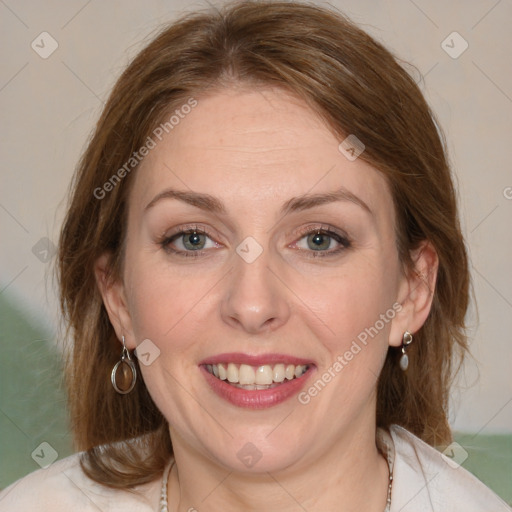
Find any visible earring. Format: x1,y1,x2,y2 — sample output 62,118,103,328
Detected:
399,331,413,371
111,336,137,394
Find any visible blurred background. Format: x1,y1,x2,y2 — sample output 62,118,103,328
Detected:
1,0,511,504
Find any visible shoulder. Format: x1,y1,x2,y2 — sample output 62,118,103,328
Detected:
0,452,161,512
389,424,511,512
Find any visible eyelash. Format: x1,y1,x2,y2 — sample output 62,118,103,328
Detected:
293,224,351,258
159,224,216,259
158,223,351,259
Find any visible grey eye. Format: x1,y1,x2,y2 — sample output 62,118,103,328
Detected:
181,232,207,250
306,232,332,251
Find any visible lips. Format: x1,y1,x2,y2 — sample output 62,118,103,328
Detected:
199,353,315,408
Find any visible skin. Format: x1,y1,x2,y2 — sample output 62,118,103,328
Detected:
96,86,438,511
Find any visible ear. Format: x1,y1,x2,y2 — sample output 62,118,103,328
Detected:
94,252,136,349
389,241,439,347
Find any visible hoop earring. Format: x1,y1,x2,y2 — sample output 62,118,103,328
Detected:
111,336,137,394
399,331,413,371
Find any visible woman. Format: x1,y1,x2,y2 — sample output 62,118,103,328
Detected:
0,1,509,511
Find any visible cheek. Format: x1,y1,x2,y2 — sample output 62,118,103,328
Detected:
297,276,394,419
331,267,394,326
124,260,214,422
124,256,208,349
300,252,400,366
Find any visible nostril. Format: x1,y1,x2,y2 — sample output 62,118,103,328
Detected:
262,317,278,329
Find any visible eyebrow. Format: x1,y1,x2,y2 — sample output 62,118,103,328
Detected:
144,186,372,216
144,189,227,214
281,187,372,216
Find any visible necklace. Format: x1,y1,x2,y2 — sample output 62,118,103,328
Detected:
159,460,172,512
159,431,394,512
383,442,394,512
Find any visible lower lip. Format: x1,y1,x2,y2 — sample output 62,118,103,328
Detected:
201,365,315,409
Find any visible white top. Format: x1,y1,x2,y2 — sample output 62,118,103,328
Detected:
0,425,510,511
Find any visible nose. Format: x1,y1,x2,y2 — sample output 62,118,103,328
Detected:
220,249,291,334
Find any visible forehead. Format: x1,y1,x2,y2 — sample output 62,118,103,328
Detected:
130,87,392,220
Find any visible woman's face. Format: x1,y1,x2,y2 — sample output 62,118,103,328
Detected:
104,86,422,472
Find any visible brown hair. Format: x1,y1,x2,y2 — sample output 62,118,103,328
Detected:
58,0,470,488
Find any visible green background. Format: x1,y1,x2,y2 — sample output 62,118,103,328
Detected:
1,293,510,505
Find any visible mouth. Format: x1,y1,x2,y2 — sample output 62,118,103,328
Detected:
199,353,315,409
204,362,309,390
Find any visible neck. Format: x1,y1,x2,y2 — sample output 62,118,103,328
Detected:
166,419,389,512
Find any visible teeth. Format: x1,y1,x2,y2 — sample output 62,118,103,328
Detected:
218,363,227,380
227,363,239,383
206,362,308,385
255,365,273,385
285,364,295,380
273,363,285,383
239,364,255,385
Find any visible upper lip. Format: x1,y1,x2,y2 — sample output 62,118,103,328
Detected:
199,352,314,367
